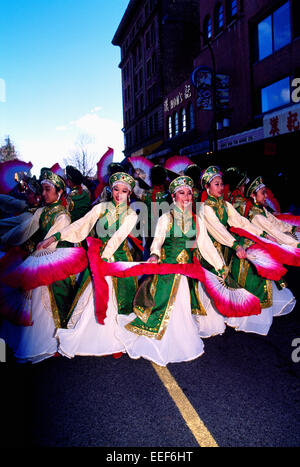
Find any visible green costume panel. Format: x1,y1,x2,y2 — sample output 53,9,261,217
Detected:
30,201,81,328
229,199,273,307
96,202,138,315
204,195,236,269
67,187,91,222
126,208,206,340
69,201,139,317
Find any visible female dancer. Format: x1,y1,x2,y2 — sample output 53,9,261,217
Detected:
235,176,300,246
37,172,140,359
229,175,297,317
114,175,228,366
0,170,76,362
201,167,296,335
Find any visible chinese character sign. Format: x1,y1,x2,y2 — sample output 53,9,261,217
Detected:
263,104,300,138
216,74,230,109
192,68,213,110
191,67,230,110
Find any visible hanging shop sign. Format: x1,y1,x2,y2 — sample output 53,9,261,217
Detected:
217,127,264,150
191,66,230,110
163,84,192,113
263,103,300,138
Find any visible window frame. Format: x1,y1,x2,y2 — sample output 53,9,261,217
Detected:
214,2,224,35
254,1,292,63
203,15,212,43
260,75,291,114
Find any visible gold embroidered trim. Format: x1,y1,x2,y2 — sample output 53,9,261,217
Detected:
105,202,132,227
173,208,193,235
126,274,182,340
42,205,69,229
261,280,273,309
47,285,61,328
133,274,159,323
67,274,92,323
238,258,251,288
192,281,207,316
205,198,225,221
123,240,138,290
176,249,189,264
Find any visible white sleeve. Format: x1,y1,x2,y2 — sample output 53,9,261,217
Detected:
203,204,238,248
149,213,171,259
60,203,107,244
101,212,138,260
197,207,225,272
252,212,299,247
44,212,72,250
226,201,264,237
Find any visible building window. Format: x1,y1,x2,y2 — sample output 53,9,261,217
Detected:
227,0,238,23
168,116,173,139
214,3,223,34
261,76,291,113
180,108,187,133
255,1,291,62
174,112,179,136
231,0,238,17
187,103,195,130
203,15,212,43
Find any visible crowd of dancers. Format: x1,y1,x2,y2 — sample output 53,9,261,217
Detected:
0,155,299,366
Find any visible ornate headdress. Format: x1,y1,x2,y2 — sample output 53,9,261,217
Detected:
245,176,265,198
169,175,194,195
200,166,222,189
109,172,135,192
40,170,66,191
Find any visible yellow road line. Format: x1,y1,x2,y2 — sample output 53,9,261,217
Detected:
152,363,219,448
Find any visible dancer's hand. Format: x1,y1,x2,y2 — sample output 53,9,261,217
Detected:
236,246,247,259
265,234,278,243
36,236,55,250
147,255,159,263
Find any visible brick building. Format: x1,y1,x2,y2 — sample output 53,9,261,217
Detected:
112,0,201,159
162,0,300,204
113,1,300,209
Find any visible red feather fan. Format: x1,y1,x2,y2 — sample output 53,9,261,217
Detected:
2,247,88,290
230,227,300,267
86,237,261,325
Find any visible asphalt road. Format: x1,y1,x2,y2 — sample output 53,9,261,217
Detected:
1,269,300,451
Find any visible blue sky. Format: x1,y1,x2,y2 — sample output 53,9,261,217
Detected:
0,0,129,176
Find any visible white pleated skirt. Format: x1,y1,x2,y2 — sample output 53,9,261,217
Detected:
192,283,227,338
225,283,296,335
0,286,58,363
56,279,125,358
116,276,205,367
57,276,206,366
